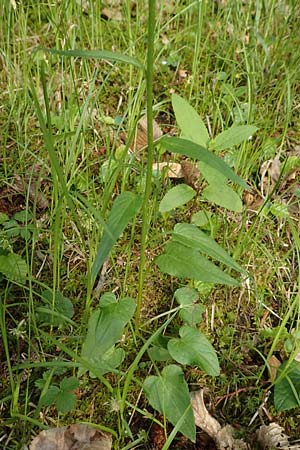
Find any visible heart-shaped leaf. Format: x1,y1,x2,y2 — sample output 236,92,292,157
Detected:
168,325,220,376
143,365,196,442
274,360,300,411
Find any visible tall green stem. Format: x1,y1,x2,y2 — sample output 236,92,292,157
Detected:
135,0,156,330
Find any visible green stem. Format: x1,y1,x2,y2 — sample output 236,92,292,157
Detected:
135,0,156,330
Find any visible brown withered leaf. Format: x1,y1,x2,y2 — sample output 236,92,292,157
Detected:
256,423,291,449
29,424,112,450
101,7,123,21
260,156,281,196
268,355,281,383
152,162,184,179
131,116,163,151
191,390,249,449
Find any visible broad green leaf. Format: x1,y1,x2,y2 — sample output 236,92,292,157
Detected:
160,136,248,190
210,125,258,152
80,296,135,375
174,287,199,305
168,325,220,376
172,94,209,148
148,345,172,362
191,210,211,227
172,223,245,273
0,253,27,282
40,47,143,69
60,377,79,392
92,192,142,280
56,390,77,413
41,386,60,406
143,365,196,442
88,347,125,377
157,242,239,286
174,287,203,325
202,184,243,212
274,360,300,411
39,290,74,326
199,162,227,185
159,184,196,213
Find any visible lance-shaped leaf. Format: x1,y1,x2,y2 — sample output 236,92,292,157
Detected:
156,242,239,286
172,94,209,148
39,47,143,69
172,223,246,274
209,125,258,152
160,136,248,190
92,192,142,281
143,365,196,442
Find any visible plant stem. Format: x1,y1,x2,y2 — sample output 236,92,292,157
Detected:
135,0,156,330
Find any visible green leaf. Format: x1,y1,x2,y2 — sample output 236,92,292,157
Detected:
143,365,196,442
174,287,203,325
60,377,79,392
160,136,248,190
168,326,220,376
159,184,196,213
80,296,135,375
210,125,258,152
157,242,239,286
274,360,300,411
148,346,172,362
92,192,142,280
172,94,209,148
39,47,143,69
202,183,243,212
199,161,227,185
39,290,74,327
0,253,27,282
172,223,245,273
56,390,77,413
41,385,60,406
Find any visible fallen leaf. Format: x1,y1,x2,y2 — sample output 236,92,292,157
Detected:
190,390,249,449
256,423,291,449
268,355,281,383
260,156,281,196
131,116,163,151
29,424,112,450
101,7,123,21
152,162,184,178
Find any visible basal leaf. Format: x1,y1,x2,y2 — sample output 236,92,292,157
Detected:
274,360,300,411
40,47,143,69
160,136,248,190
202,183,243,212
0,253,27,282
173,223,245,273
168,325,220,376
157,242,239,286
174,287,199,306
172,94,209,148
143,365,196,442
159,184,196,213
210,125,258,152
92,192,142,281
199,162,227,185
80,296,135,375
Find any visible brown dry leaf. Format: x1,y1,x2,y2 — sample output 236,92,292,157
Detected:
256,423,291,449
14,173,49,210
268,355,281,383
181,161,200,188
260,156,281,196
132,116,163,151
101,7,123,21
152,162,184,179
29,424,112,450
190,390,249,449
